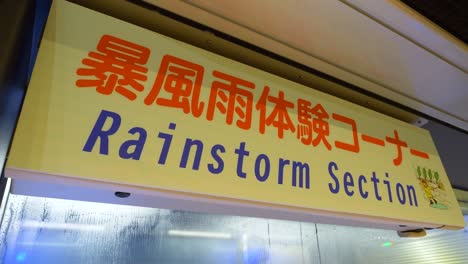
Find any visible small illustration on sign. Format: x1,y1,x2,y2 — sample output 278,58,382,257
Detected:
416,166,448,210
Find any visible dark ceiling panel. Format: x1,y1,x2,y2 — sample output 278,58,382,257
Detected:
401,0,468,44
423,121,468,191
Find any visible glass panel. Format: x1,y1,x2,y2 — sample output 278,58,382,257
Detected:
315,220,468,264
0,194,320,264
0,194,467,263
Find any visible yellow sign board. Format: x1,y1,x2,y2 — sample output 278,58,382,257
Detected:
6,0,465,229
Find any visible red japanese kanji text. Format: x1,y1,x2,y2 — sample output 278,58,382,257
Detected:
76,35,150,100
144,55,205,117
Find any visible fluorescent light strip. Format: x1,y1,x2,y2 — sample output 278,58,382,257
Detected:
22,220,105,232
18,242,80,247
242,234,248,252
168,230,232,239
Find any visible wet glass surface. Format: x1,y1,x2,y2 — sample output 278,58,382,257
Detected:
0,194,467,264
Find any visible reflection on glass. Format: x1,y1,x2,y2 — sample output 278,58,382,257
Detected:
0,195,319,264
314,222,468,264
0,194,466,264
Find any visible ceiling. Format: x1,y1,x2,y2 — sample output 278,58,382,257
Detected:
423,121,468,190
398,0,468,189
401,0,468,44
